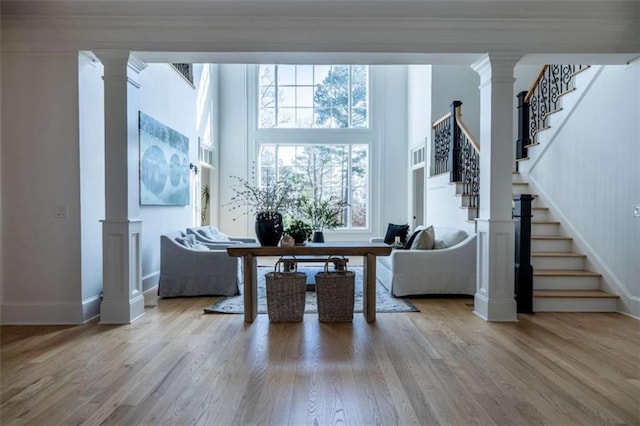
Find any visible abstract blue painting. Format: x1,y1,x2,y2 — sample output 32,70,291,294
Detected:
139,112,190,205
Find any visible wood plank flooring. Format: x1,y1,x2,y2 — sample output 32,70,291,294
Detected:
1,297,639,425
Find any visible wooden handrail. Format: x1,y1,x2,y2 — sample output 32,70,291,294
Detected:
454,107,480,154
432,111,452,128
524,65,548,103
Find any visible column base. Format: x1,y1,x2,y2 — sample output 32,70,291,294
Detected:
100,219,145,324
100,296,145,324
475,218,517,322
473,293,518,322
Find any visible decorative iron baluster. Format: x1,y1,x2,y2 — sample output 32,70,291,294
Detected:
453,104,480,210
432,101,480,215
432,114,451,175
171,63,194,84
524,64,588,145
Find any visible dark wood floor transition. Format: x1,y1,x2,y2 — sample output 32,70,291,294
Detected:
1,297,639,425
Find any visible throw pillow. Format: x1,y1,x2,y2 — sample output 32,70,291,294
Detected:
201,227,215,239
384,223,410,245
411,226,435,250
209,227,231,242
402,227,422,250
175,237,189,247
191,242,210,251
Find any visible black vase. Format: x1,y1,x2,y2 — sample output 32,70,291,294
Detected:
312,230,325,243
255,211,283,246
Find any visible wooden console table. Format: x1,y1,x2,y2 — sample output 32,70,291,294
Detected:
226,242,392,323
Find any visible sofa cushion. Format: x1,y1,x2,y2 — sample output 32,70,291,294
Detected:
402,226,423,250
198,226,230,242
434,228,467,249
384,223,410,245
411,226,435,250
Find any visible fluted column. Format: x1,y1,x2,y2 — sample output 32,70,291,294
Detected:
95,50,147,324
471,52,521,322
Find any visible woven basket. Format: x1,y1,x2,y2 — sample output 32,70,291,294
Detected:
265,258,307,322
315,256,355,322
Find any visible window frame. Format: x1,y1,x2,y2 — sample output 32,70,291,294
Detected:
250,64,376,233
257,64,370,130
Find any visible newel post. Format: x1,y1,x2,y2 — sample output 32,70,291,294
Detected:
448,100,462,183
513,194,533,314
516,91,530,162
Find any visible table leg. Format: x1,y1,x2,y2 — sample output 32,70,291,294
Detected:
363,254,377,322
243,254,257,323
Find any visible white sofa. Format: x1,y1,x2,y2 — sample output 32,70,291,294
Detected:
371,226,477,297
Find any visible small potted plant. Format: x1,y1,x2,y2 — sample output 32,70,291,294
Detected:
300,196,349,242
284,220,313,245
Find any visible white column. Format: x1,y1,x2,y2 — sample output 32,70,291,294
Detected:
96,50,147,324
471,53,521,322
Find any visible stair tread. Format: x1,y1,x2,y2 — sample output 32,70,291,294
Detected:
532,220,560,225
534,269,600,277
524,142,540,148
532,252,585,258
513,182,529,186
532,207,548,211
534,290,618,298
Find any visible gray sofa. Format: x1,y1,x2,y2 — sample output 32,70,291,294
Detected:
158,231,242,297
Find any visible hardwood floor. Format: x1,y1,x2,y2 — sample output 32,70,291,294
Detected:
1,297,639,425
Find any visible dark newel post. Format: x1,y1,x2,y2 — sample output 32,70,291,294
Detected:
514,194,533,314
516,91,530,161
448,100,462,183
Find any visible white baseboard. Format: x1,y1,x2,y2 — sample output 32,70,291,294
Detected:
82,295,101,323
1,300,90,325
143,271,159,292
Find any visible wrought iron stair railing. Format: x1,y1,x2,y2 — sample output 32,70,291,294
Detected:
431,100,480,213
516,64,589,161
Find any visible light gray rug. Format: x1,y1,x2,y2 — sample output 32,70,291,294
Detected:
204,266,419,314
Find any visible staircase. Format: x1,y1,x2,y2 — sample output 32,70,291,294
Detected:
514,65,619,312
512,171,618,311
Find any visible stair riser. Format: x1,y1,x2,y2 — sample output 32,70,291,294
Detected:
531,256,585,270
532,210,550,221
533,297,617,312
458,195,478,208
463,209,478,220
532,239,572,252
512,184,530,195
532,223,560,236
533,275,600,290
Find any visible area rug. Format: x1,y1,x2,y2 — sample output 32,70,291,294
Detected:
204,266,419,314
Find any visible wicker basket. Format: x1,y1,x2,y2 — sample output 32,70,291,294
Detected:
265,258,307,322
315,256,355,322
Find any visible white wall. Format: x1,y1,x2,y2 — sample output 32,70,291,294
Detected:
138,64,204,290
377,66,409,236
528,65,640,315
1,53,83,324
78,53,105,318
407,65,431,227
431,66,481,139
218,64,250,237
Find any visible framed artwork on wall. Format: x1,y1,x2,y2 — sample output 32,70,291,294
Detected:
138,111,190,206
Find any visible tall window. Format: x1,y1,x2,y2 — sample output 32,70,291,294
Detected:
258,65,369,129
259,144,368,229
255,64,371,229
